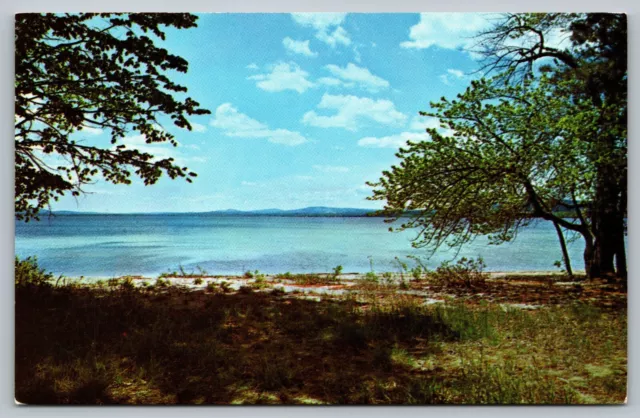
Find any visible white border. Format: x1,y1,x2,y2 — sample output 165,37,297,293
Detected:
1,1,637,417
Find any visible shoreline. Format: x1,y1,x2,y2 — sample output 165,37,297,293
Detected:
63,270,585,281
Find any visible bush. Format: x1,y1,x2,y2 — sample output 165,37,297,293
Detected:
429,257,487,288
193,278,204,285
15,256,54,288
205,281,217,293
332,265,343,279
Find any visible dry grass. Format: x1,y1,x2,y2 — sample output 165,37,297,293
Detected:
15,259,627,405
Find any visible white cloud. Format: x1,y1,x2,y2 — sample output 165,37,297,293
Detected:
447,69,465,78
325,63,390,92
116,134,185,163
79,125,103,136
190,122,207,133
210,103,308,146
246,63,259,70
317,77,347,87
248,61,315,93
410,115,455,136
291,13,351,47
316,26,351,47
358,131,430,149
291,13,347,30
283,37,317,57
313,165,350,173
400,13,492,51
302,94,407,131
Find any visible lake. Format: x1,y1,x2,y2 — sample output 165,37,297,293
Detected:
15,214,587,277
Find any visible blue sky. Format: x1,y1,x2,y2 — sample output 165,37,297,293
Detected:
53,13,494,213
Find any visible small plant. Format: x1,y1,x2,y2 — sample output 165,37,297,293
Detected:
120,277,135,290
381,272,394,285
238,285,254,294
407,255,430,281
332,265,343,279
205,281,217,293
193,277,204,285
95,279,105,288
394,256,409,280
220,281,232,293
107,278,121,288
15,256,54,288
155,278,169,288
271,287,286,296
364,271,379,283
428,257,487,288
244,270,254,279
252,276,268,290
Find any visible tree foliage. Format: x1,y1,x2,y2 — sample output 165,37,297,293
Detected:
368,77,595,262
473,13,627,277
15,13,210,221
370,13,626,278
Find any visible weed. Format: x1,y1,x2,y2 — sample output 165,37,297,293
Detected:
429,257,487,288
332,265,343,279
364,272,379,283
193,278,204,286
220,281,232,293
205,282,217,293
252,276,269,290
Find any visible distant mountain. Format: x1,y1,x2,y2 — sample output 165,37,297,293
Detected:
202,206,380,217
45,207,387,217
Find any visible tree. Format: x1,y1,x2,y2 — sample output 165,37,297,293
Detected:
368,76,599,276
473,13,627,278
15,13,210,221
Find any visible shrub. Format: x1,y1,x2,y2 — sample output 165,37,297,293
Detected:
155,278,169,288
193,278,204,285
205,281,217,293
364,272,379,283
252,276,268,290
238,285,254,294
15,256,53,288
244,270,254,279
220,281,232,293
120,277,135,290
332,265,343,279
428,257,487,288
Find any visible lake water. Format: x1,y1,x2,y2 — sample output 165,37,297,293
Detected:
15,215,587,277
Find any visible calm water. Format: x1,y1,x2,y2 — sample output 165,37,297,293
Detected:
15,215,587,277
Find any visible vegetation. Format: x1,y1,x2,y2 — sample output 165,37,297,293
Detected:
15,13,210,221
369,13,626,280
15,258,626,405
477,13,627,279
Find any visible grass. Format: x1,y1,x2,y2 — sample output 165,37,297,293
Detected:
275,272,341,286
15,258,627,405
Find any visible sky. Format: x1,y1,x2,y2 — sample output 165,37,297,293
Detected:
52,13,495,213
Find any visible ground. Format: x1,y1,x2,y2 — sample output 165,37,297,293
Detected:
15,271,627,405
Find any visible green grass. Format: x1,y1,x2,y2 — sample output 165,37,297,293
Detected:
275,272,341,285
15,258,627,405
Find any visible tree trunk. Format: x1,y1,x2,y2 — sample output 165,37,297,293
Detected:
553,221,573,277
583,234,595,279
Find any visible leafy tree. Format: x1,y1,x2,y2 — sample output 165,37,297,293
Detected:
473,13,627,278
15,13,210,221
368,76,599,276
